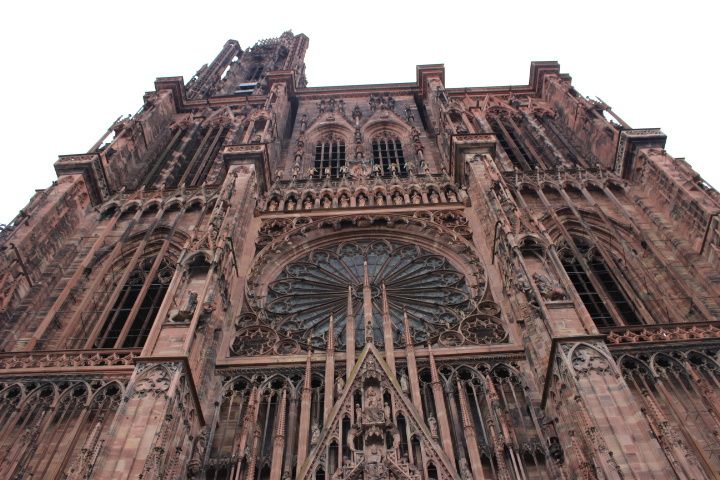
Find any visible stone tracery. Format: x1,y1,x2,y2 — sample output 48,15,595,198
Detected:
265,239,473,350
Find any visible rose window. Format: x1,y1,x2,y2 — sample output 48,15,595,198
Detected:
264,239,473,349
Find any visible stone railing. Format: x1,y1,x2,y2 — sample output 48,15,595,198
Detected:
261,172,467,213
603,322,720,346
0,348,141,371
502,166,620,189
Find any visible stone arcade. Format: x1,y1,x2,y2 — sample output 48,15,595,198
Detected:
1,31,720,479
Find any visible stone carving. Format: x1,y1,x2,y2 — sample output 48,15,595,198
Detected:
532,272,567,301
133,366,172,397
571,346,612,377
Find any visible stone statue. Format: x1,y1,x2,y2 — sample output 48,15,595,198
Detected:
303,197,313,210
286,198,296,211
429,190,440,204
322,196,332,209
532,272,567,301
384,401,391,420
311,421,320,445
347,425,357,452
392,427,401,450
357,194,368,207
339,194,350,208
375,193,385,206
355,403,362,423
364,444,386,480
268,198,279,212
400,372,409,393
392,192,403,205
336,376,345,396
428,415,438,437
411,191,421,205
446,189,458,202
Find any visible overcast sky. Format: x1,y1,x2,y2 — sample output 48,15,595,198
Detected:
1,1,717,224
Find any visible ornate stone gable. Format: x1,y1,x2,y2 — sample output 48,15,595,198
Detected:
298,343,460,480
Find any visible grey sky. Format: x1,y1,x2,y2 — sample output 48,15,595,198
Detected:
1,0,717,224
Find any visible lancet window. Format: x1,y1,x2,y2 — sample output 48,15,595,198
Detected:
419,364,556,479
143,124,229,189
206,374,302,480
313,134,346,179
621,352,720,475
371,134,406,175
560,238,641,328
0,380,122,479
488,114,540,172
93,255,174,348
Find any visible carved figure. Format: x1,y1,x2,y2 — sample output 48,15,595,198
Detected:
339,194,350,208
286,198,296,211
375,193,385,206
446,189,458,202
429,190,440,203
411,191,421,205
303,197,313,210
392,192,404,205
336,376,345,396
392,426,401,450
357,193,368,207
428,415,438,437
311,421,320,445
400,372,409,393
268,198,279,212
347,425,358,452
532,272,567,301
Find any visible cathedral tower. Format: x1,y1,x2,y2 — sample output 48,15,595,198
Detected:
1,31,720,479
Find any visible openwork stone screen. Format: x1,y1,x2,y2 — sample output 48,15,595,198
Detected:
265,239,473,349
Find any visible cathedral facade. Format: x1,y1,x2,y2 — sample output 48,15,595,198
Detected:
1,31,720,479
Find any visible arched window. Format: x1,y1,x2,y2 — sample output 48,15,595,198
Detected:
487,113,539,172
94,255,174,348
371,134,406,175
313,134,346,179
560,238,641,328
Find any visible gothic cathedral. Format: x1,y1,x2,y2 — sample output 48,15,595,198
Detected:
1,31,720,479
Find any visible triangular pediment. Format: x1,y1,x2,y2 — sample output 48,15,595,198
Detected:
298,343,460,480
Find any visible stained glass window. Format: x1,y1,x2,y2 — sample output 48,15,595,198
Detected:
265,239,472,349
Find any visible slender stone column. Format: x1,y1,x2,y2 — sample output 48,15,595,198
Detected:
427,344,455,466
403,310,423,415
233,386,259,480
362,261,374,344
296,351,313,478
345,286,355,379
381,283,396,375
269,389,288,480
324,315,335,422
457,380,485,479
485,376,513,480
